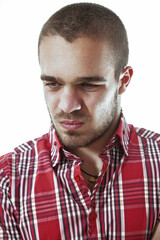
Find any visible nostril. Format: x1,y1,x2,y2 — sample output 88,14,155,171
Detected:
58,87,82,113
59,97,82,113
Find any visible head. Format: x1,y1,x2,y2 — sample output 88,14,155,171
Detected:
38,2,129,80
38,3,133,150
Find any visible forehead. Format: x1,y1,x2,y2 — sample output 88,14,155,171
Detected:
39,36,114,78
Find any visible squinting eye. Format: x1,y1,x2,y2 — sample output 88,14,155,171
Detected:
81,83,100,90
44,82,61,89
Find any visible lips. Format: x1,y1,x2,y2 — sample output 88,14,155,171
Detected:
60,120,84,130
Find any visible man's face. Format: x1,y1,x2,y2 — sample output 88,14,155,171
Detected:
39,36,121,149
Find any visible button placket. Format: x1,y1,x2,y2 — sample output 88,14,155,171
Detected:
89,209,97,236
89,211,97,223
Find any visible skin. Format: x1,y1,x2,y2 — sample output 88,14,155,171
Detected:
39,35,160,237
39,35,133,187
151,222,160,239
39,36,132,154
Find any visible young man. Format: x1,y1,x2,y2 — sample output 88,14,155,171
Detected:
0,3,160,239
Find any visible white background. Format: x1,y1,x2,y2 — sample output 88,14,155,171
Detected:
0,0,160,155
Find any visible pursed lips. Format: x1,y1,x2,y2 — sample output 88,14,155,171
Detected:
60,120,84,130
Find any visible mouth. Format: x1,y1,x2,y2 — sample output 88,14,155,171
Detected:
60,120,84,130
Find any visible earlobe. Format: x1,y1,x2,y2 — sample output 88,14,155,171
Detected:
118,66,133,95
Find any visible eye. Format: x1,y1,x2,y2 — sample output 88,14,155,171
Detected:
81,82,100,91
44,81,62,89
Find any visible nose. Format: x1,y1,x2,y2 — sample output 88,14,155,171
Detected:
58,87,82,113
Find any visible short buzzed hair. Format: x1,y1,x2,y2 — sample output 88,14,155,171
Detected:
38,3,129,80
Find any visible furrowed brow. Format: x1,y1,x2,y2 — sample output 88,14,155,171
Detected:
41,75,54,81
40,75,58,82
40,75,107,83
77,76,107,83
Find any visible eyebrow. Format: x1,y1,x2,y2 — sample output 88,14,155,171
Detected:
78,76,107,83
40,75,57,82
40,75,107,83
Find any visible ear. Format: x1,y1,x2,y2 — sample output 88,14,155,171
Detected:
118,66,133,95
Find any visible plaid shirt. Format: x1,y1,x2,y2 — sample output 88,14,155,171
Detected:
0,114,160,240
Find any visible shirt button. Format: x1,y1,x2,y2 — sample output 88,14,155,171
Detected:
74,176,80,182
54,141,57,146
123,130,125,135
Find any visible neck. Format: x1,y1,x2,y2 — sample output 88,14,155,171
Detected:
71,112,120,157
70,112,121,175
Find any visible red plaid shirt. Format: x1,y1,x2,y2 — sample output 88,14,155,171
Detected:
0,114,160,239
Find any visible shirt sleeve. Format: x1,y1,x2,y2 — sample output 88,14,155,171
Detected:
0,169,22,239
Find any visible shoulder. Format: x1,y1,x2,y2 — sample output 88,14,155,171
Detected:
0,132,50,159
0,133,50,181
129,125,160,155
13,132,50,154
135,127,160,142
129,124,160,142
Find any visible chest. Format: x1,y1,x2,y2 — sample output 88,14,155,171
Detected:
15,158,159,240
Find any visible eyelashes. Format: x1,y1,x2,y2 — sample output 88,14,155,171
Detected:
44,81,101,92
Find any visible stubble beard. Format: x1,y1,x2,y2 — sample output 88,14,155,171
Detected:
48,92,119,150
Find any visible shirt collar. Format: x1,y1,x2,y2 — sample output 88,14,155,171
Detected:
49,125,62,167
49,113,130,167
114,113,130,156
49,125,81,167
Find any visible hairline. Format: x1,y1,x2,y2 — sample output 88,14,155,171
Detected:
38,3,129,80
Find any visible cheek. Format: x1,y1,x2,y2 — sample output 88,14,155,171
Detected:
85,93,107,115
85,90,116,118
88,90,111,107
44,92,59,111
